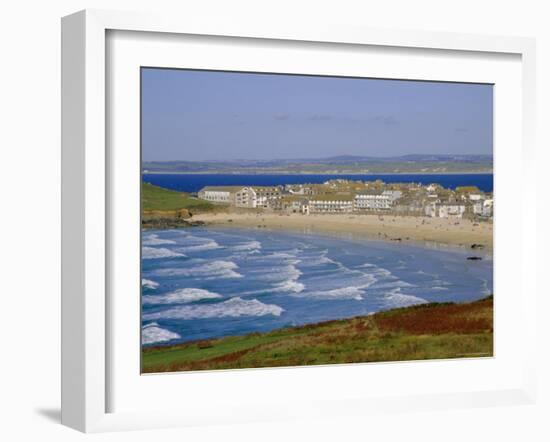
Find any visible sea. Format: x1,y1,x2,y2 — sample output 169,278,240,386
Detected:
142,173,494,193
141,228,493,346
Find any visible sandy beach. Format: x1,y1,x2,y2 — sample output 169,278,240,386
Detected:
192,211,493,250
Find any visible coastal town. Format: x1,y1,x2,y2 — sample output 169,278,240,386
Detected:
197,179,493,220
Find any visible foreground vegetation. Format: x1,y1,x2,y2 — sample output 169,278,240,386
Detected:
142,296,493,373
142,182,214,212
141,182,219,228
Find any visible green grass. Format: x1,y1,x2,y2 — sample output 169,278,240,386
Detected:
141,182,214,212
142,296,493,373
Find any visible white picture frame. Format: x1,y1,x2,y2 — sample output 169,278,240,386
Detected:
61,9,537,433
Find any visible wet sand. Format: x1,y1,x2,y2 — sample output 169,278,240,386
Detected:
192,212,493,250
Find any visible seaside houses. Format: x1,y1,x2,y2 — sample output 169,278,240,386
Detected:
483,199,493,217
270,195,309,213
354,190,402,211
425,202,466,218
254,186,283,208
198,186,241,204
472,198,493,218
198,180,492,220
307,194,354,213
234,187,257,208
199,185,283,209
235,186,283,208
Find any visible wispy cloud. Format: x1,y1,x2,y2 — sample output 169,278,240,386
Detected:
309,114,333,121
367,115,399,126
273,113,290,121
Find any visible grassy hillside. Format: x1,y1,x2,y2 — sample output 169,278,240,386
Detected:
142,296,493,373
142,182,214,212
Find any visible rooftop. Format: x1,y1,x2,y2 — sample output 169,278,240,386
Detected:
309,194,355,202
199,186,244,193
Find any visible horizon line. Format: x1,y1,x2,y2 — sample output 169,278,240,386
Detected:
143,153,494,163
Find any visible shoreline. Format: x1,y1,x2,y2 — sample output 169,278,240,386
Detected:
190,212,493,251
142,296,493,373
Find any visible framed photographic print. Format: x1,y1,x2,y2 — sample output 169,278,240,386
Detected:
61,9,538,432
139,68,495,373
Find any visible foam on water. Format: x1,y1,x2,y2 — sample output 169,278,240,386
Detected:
232,240,262,251
306,286,365,301
143,297,284,320
255,263,303,282
263,250,300,260
299,252,339,267
359,263,376,268
481,278,491,295
178,239,221,252
143,288,222,305
154,260,243,279
142,247,186,259
273,279,305,293
242,260,305,294
383,288,427,308
141,227,493,344
141,322,180,345
370,280,415,289
142,234,176,246
362,265,392,278
142,278,159,289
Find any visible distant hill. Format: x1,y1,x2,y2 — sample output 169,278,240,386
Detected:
142,154,493,174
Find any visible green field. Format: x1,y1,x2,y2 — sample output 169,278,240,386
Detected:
141,182,214,212
142,296,493,373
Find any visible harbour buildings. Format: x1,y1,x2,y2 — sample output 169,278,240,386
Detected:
198,180,492,219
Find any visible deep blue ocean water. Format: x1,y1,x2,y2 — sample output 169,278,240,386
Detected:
142,173,494,193
141,228,493,346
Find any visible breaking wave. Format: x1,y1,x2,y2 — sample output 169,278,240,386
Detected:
370,280,415,290
142,234,176,246
262,250,300,260
306,286,365,301
141,322,180,345
141,278,159,289
178,239,221,253
154,260,243,279
262,263,304,293
299,252,339,267
383,288,427,308
142,247,185,260
273,279,305,293
232,240,262,251
142,288,222,305
256,263,302,282
143,297,284,320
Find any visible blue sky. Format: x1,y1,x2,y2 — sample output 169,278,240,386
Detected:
141,68,493,162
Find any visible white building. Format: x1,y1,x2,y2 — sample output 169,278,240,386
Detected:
354,190,402,210
426,184,438,192
199,185,282,209
198,186,241,204
482,199,493,217
472,198,493,217
235,187,257,208
271,196,309,213
308,195,354,213
253,186,282,208
425,202,466,218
